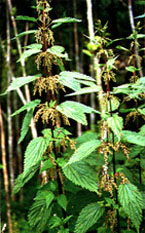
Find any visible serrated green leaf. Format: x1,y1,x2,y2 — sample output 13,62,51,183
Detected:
118,183,143,232
11,99,40,117
14,163,39,194
57,101,100,125
75,203,104,233
60,71,94,81
107,114,123,141
116,45,130,52
17,48,41,62
126,66,140,73
48,216,62,228
24,43,42,49
52,17,81,28
47,45,68,59
60,75,81,91
135,13,145,19
65,86,101,97
122,130,145,146
63,160,98,193
40,159,54,174
67,139,101,164
1,75,41,96
11,30,37,40
24,137,50,173
57,194,67,211
107,56,118,70
16,15,37,22
28,189,54,232
18,109,33,144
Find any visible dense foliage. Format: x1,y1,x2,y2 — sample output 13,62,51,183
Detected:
1,0,145,233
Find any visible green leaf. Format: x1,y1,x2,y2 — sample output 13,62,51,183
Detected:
67,139,101,164
118,183,143,232
60,71,94,81
24,137,50,173
65,86,101,96
107,114,123,141
14,164,39,194
48,216,62,228
75,203,104,233
63,160,98,193
11,30,37,40
60,75,81,91
126,66,140,73
28,189,54,232
17,48,41,62
40,159,54,174
57,194,67,211
18,109,33,144
24,43,42,50
122,130,145,146
47,45,68,59
135,13,145,19
11,99,40,117
52,17,81,28
16,15,37,22
57,101,100,125
107,56,118,70
1,75,41,96
116,45,130,52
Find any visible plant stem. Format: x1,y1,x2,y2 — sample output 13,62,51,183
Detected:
6,4,15,199
0,105,13,233
128,0,143,77
73,0,82,136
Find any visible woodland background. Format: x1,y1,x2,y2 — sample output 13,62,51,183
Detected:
0,0,145,232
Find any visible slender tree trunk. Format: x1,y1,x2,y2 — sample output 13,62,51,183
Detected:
86,0,103,127
0,105,13,233
73,0,82,136
128,0,143,77
6,5,15,199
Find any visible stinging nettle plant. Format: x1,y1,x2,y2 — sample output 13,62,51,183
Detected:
2,0,145,232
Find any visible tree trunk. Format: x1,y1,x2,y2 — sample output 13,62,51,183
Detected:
73,0,82,136
6,4,15,199
128,0,143,77
0,105,13,233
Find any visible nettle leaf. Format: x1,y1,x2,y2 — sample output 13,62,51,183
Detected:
57,101,99,125
60,75,81,91
107,56,118,70
24,137,50,173
59,71,95,91
118,183,143,232
14,164,39,194
57,194,67,211
11,30,37,40
24,43,42,49
67,139,101,164
11,99,40,117
28,190,54,232
135,13,145,19
47,46,68,60
65,86,101,97
126,66,140,73
16,15,37,22
75,203,104,233
122,130,145,146
1,75,41,96
18,109,33,144
116,45,130,52
60,71,94,81
107,114,123,141
52,17,81,28
17,48,41,62
63,160,98,193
